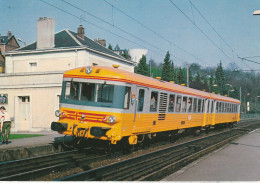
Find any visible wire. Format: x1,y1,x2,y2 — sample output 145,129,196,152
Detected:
189,0,235,55
238,57,260,65
103,0,208,65
39,0,164,58
168,0,233,62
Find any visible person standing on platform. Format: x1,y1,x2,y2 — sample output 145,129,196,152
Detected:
0,106,11,144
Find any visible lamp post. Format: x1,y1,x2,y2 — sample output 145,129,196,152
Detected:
228,89,235,97
17,38,26,46
244,93,250,114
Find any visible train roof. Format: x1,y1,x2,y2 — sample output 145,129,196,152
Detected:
63,66,241,104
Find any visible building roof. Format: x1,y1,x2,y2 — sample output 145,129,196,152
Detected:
0,35,13,45
17,29,132,63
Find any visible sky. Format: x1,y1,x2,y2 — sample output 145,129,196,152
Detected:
1,0,260,71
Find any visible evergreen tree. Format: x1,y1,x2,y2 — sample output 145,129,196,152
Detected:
135,55,149,76
169,60,175,82
177,67,186,85
122,49,130,59
161,51,171,81
108,44,113,50
209,74,214,92
215,61,226,95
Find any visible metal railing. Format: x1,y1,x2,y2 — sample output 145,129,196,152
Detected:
240,113,260,119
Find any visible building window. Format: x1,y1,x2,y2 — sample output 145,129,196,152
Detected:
29,62,37,72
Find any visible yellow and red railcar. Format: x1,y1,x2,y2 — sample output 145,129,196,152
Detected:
51,65,240,145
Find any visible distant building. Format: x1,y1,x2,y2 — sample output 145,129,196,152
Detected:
128,49,148,63
1,17,135,132
113,44,130,59
0,31,20,73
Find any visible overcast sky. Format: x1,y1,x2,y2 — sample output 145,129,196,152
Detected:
1,0,260,70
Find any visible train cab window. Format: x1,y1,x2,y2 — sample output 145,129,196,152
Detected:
124,87,131,109
193,98,197,112
65,81,80,100
168,94,175,112
97,84,114,103
81,82,95,101
198,99,202,113
182,96,188,113
138,89,145,112
175,95,182,112
150,92,158,112
188,98,192,112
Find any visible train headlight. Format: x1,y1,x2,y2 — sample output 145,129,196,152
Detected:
55,110,61,117
108,116,116,124
85,67,92,74
81,114,86,120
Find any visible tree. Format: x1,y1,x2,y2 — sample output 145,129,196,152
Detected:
122,49,130,59
161,51,171,81
108,44,113,50
177,67,185,85
169,60,176,82
135,55,149,76
215,61,226,95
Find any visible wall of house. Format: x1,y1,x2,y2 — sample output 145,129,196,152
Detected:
0,72,63,132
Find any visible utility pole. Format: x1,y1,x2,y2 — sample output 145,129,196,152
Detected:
187,64,189,87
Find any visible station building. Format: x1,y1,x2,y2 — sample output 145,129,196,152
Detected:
0,17,135,132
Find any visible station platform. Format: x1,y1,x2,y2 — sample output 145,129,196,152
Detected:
162,128,260,181
0,131,64,150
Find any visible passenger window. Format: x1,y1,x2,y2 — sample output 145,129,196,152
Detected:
207,100,210,113
137,89,145,112
168,94,175,112
182,96,188,113
198,99,202,113
150,92,158,112
193,98,197,112
201,99,205,113
188,98,192,112
216,102,219,113
175,95,182,112
124,87,131,109
211,101,214,113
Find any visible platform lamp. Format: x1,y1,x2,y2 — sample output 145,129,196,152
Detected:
17,38,26,46
244,93,250,115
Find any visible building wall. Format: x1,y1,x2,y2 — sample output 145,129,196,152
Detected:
0,72,63,132
5,49,134,74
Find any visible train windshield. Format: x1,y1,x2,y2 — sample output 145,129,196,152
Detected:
61,81,131,109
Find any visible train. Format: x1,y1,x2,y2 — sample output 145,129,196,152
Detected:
51,65,241,147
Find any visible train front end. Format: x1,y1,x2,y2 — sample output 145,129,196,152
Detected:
51,66,131,145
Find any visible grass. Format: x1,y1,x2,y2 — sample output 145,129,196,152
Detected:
5,134,44,140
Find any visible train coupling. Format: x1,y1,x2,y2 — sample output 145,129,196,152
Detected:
90,127,111,137
51,122,68,132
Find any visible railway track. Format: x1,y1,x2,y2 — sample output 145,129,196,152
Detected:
57,121,260,181
0,119,259,181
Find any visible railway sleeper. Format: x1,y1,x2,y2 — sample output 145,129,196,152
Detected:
0,162,70,181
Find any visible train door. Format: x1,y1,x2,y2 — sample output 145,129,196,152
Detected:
212,100,216,126
132,87,147,133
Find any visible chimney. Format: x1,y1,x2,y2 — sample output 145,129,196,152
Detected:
7,31,12,39
37,17,55,49
77,25,85,40
94,38,106,47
